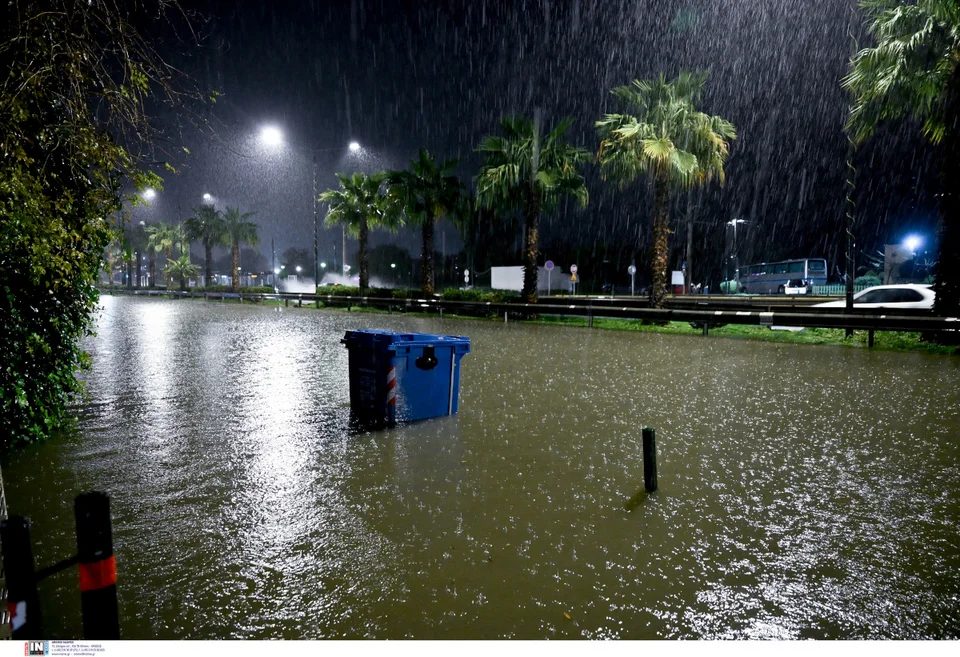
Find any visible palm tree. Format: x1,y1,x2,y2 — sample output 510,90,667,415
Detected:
476,114,589,304
844,0,960,321
164,254,199,291
104,236,123,287
320,172,399,291
221,206,259,292
386,149,465,295
183,206,226,287
596,71,736,308
146,222,182,286
124,221,148,289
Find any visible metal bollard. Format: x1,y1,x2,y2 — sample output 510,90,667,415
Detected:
75,492,120,639
642,427,658,492
0,516,41,638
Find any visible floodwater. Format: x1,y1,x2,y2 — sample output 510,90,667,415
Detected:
4,296,959,639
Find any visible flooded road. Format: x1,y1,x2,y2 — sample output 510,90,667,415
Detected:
5,296,960,639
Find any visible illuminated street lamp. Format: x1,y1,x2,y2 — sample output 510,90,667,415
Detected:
258,125,362,289
726,218,748,287
202,193,213,203
260,125,283,147
143,188,156,200
904,235,923,254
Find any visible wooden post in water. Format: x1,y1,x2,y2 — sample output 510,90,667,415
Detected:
0,516,41,638
642,427,658,492
75,492,120,639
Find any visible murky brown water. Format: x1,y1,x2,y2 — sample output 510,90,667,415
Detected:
4,295,960,639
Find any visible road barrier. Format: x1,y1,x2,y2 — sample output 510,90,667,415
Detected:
0,492,119,639
100,288,960,342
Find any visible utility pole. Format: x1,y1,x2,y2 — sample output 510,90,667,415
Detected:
271,237,275,281
843,0,858,337
686,193,693,294
313,154,319,289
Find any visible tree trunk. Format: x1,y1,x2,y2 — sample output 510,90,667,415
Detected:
232,240,240,292
164,246,173,286
204,240,213,287
934,63,960,338
148,252,156,288
421,211,435,295
649,168,671,309
522,189,540,304
359,217,369,292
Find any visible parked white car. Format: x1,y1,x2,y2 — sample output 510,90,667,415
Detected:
814,284,935,310
783,279,810,295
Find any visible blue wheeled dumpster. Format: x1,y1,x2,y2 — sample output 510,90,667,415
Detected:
342,330,471,425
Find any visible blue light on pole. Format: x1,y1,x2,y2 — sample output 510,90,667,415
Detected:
904,235,922,253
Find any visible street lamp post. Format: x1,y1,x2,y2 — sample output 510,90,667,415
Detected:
726,218,747,291
259,127,362,291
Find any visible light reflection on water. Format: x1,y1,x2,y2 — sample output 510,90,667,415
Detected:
3,296,959,639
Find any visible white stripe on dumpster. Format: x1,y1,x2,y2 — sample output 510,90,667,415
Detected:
386,366,397,407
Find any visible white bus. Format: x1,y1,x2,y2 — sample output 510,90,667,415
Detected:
738,258,828,294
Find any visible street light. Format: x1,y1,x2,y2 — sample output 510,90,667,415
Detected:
143,188,156,200
726,218,747,287
260,126,283,147
202,193,213,203
258,126,361,290
904,235,922,254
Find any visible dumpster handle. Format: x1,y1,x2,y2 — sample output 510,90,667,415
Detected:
415,345,439,370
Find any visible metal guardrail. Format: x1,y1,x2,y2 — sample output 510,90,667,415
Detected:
101,287,960,340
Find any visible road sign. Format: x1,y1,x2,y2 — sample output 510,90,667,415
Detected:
570,274,578,282
627,265,636,275
682,260,687,272
464,271,470,282
570,264,578,274
545,260,554,271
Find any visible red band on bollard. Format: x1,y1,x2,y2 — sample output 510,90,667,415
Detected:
78,556,116,592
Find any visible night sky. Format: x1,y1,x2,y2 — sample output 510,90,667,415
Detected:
129,0,942,287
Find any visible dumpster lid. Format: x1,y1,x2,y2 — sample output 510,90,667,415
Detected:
342,329,470,351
